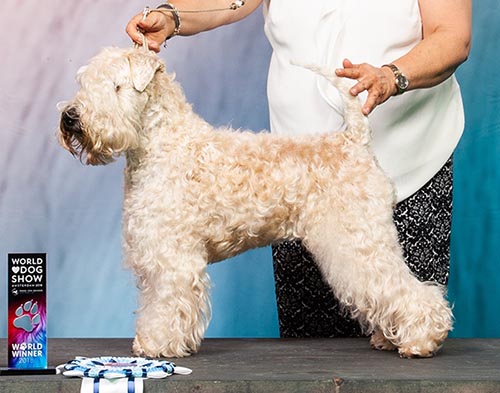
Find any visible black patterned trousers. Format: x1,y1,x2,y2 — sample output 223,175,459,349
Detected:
272,158,453,338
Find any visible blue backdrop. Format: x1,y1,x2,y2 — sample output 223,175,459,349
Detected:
449,1,500,337
0,1,498,340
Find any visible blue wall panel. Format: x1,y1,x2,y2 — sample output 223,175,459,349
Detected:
449,0,500,338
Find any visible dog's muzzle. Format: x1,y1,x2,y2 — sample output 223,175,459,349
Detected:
60,107,82,136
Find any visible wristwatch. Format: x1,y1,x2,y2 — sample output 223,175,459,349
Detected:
382,64,409,95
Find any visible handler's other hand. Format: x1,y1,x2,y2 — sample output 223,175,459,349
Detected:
126,11,170,53
336,58,397,115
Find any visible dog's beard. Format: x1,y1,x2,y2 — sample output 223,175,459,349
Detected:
58,130,115,165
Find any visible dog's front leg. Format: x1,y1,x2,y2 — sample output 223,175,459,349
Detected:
131,251,211,358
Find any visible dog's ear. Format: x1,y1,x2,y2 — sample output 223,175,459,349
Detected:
128,51,163,92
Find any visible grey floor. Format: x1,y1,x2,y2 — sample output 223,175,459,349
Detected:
1,338,500,392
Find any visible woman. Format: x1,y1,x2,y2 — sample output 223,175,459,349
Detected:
127,0,471,338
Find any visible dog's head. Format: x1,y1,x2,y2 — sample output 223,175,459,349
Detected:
58,47,164,165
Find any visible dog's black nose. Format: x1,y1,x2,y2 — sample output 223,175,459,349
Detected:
60,107,82,134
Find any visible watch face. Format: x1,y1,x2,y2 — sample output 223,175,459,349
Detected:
396,74,409,91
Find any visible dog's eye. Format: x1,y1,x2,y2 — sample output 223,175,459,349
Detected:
115,84,121,92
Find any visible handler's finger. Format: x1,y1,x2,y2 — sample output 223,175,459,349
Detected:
335,67,361,80
336,58,360,79
136,14,157,31
362,90,381,115
147,41,161,53
349,79,369,96
126,14,145,44
342,58,355,69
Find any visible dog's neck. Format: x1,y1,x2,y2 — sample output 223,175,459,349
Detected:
125,71,209,174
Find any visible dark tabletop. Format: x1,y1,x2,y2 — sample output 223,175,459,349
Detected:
1,338,499,392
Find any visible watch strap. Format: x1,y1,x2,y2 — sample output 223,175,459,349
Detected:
382,63,408,95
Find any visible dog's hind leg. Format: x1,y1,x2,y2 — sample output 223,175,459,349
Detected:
370,329,397,351
131,249,211,358
303,194,452,357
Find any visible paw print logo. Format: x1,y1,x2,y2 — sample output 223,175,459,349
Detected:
13,300,41,333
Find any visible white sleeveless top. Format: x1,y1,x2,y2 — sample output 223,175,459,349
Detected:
263,0,464,202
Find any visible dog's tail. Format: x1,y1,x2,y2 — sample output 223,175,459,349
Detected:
293,62,371,145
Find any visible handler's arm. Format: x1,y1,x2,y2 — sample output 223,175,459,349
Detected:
127,0,263,52
393,0,472,90
336,0,471,115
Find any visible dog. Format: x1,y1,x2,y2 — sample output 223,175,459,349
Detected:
58,47,452,359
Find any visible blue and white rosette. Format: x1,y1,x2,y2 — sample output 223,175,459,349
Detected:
57,356,192,393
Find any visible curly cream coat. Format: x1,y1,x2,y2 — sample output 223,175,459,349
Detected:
59,47,452,358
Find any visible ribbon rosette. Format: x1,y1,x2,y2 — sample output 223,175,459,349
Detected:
57,356,192,393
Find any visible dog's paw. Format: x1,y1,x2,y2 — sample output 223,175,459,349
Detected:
132,336,147,357
13,300,41,333
133,334,194,358
397,342,440,358
370,330,397,352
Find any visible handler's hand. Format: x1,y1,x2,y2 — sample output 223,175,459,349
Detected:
126,11,171,53
335,58,398,115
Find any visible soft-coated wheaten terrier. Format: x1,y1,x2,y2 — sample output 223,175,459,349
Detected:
59,47,452,358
